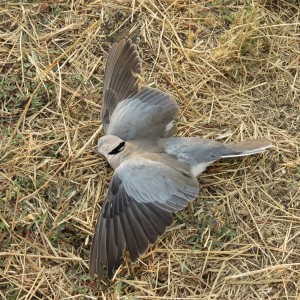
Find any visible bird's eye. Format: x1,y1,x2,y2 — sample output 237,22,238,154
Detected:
108,141,125,155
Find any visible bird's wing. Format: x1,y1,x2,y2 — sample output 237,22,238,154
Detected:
89,155,199,279
107,87,179,140
101,39,142,132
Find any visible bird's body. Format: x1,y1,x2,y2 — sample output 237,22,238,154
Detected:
90,39,272,280
99,134,271,175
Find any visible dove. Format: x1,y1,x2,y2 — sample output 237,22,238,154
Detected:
89,39,272,280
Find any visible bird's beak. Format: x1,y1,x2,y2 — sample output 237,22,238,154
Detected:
92,148,102,156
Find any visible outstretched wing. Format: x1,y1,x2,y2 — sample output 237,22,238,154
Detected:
107,87,179,140
101,39,142,132
89,155,199,279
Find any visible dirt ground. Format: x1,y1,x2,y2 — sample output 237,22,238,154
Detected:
0,0,299,299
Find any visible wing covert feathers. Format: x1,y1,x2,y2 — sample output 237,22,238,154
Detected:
107,87,179,140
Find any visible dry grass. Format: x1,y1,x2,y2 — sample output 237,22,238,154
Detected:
0,0,299,299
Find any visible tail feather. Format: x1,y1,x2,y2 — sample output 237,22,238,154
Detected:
221,138,272,158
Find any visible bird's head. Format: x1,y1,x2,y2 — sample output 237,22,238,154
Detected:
97,135,126,168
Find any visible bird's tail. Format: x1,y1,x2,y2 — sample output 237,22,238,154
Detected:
221,138,272,158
